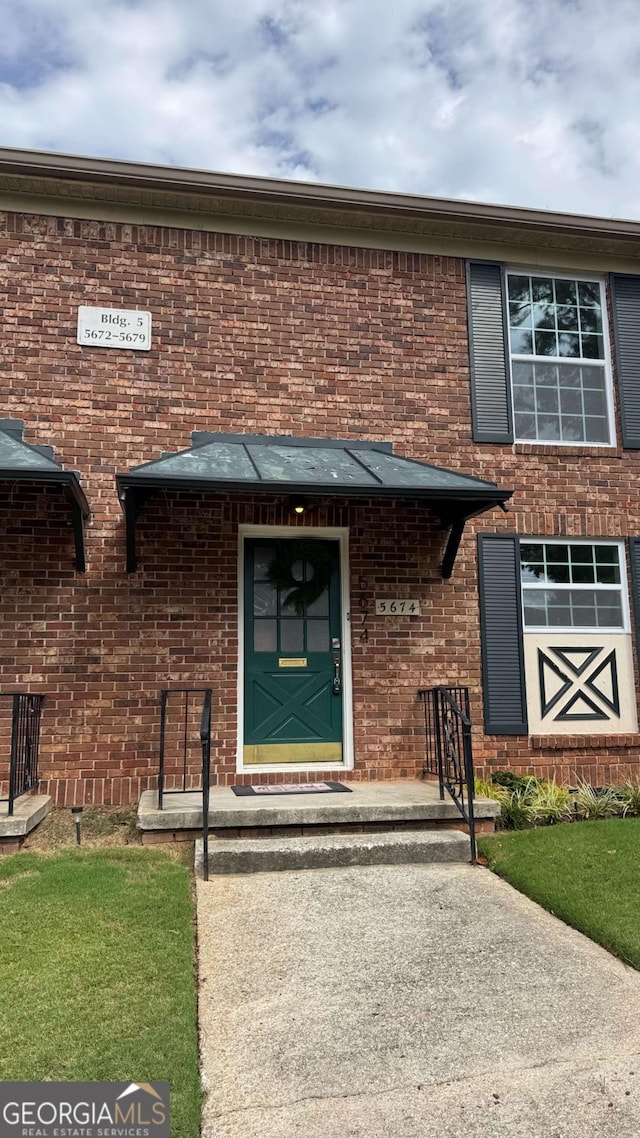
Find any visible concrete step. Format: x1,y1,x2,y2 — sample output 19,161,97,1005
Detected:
0,795,52,839
196,828,470,875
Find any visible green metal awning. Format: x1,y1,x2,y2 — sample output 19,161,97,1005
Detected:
0,419,90,571
116,432,512,575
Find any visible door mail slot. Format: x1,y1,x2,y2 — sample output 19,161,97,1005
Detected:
279,657,308,668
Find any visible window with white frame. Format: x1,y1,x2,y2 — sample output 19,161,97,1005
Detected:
520,541,627,631
507,273,613,445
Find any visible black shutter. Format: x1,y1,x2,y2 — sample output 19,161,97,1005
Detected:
628,540,640,665
611,274,640,449
467,261,513,444
477,534,528,735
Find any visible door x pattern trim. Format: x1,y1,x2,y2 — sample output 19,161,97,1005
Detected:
252,672,332,741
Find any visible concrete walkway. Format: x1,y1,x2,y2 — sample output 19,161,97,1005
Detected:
197,864,640,1138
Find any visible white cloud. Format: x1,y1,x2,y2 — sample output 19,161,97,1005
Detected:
0,0,639,217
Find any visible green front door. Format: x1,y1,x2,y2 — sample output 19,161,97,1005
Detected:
244,537,343,765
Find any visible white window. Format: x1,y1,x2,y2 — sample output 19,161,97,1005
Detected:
507,272,614,446
520,541,628,632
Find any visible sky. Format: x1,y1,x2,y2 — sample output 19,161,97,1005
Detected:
0,0,639,218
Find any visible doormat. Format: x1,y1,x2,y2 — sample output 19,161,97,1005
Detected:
231,781,352,797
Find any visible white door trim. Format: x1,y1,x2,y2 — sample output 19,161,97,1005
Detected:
237,524,353,774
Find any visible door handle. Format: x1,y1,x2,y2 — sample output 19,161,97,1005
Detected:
332,650,341,695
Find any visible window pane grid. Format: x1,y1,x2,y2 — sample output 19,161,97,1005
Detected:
521,543,620,585
512,360,609,444
252,548,332,653
520,542,625,629
508,273,611,445
522,587,623,628
508,275,605,360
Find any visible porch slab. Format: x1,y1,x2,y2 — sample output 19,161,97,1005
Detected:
0,795,52,838
138,781,501,832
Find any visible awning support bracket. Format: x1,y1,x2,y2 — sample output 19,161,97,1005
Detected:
71,499,86,573
441,517,466,580
123,488,156,573
437,498,510,579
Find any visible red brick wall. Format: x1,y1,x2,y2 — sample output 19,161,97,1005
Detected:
0,209,639,802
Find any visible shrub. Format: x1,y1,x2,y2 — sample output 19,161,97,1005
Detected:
572,779,620,821
480,770,640,831
617,777,640,818
474,776,500,799
529,780,573,826
498,785,536,831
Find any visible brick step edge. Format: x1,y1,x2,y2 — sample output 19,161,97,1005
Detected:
141,818,495,844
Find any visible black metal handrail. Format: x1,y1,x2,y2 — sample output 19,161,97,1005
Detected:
157,687,213,880
418,685,476,863
157,688,213,808
200,689,212,882
0,693,45,816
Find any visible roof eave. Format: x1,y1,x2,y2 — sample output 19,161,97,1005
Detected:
0,467,90,516
115,472,511,504
2,146,640,244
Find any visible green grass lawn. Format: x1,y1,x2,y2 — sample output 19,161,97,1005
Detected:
479,818,640,969
0,848,200,1138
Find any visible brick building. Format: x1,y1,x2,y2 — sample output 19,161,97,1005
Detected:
2,147,640,808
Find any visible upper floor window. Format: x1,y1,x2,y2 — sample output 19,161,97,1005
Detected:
507,273,613,446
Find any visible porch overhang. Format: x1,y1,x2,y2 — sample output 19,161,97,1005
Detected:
116,432,512,575
0,419,90,572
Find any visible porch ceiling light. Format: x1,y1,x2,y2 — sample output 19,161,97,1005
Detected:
289,496,308,515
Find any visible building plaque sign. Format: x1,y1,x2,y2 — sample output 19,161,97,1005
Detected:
77,306,152,350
